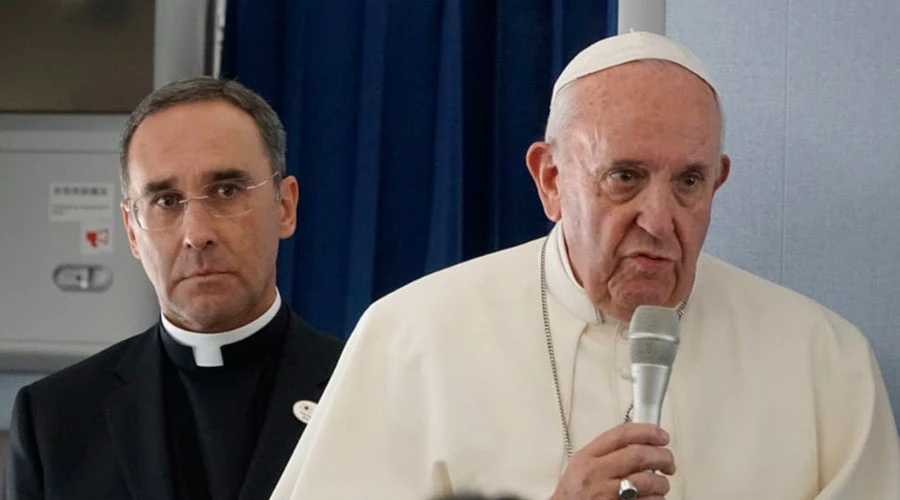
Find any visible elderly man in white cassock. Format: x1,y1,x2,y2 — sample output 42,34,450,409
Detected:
270,32,900,500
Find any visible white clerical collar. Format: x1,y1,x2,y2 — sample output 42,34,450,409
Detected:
545,223,609,325
161,289,283,368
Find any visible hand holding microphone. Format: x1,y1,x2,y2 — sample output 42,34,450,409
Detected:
551,306,680,500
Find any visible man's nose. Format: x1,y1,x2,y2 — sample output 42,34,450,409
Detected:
635,185,676,240
180,199,218,250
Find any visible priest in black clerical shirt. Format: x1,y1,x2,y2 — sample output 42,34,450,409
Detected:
5,77,344,500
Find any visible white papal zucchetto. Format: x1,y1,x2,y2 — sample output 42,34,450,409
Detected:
551,31,716,107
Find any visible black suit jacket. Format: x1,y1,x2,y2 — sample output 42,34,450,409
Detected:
5,310,343,500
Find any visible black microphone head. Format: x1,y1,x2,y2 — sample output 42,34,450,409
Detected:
628,305,680,366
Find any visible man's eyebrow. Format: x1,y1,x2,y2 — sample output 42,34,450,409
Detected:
683,162,715,173
141,178,175,196
136,168,255,197
608,159,645,170
207,168,254,183
604,160,714,173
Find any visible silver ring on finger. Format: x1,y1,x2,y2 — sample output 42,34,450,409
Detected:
618,478,638,500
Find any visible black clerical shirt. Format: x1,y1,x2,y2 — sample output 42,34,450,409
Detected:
159,304,289,500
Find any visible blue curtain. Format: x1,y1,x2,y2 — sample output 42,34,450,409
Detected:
221,0,616,338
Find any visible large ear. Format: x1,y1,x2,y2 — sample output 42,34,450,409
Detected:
277,175,300,239
121,201,141,259
714,154,731,191
526,141,562,222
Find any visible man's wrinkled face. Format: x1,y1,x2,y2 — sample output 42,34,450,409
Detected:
528,62,729,321
122,100,298,332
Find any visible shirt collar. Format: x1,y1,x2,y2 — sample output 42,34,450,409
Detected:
545,223,611,326
161,289,282,367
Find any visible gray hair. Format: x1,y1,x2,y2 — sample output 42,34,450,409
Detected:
118,76,286,195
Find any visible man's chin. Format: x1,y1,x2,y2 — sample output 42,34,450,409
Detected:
179,272,235,289
611,282,676,313
166,294,241,332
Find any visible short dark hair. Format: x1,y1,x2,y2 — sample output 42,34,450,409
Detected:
118,76,286,195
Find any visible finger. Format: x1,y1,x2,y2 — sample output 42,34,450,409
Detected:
628,471,670,497
600,444,676,478
583,423,669,457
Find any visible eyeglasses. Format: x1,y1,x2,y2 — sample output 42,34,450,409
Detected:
125,172,281,231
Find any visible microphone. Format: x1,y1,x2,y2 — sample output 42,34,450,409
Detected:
628,305,680,425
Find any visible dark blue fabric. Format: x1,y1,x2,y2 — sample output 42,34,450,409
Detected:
221,0,616,338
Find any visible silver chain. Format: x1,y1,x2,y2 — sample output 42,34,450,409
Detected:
539,236,689,459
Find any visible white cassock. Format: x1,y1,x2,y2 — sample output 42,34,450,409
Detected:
271,224,900,500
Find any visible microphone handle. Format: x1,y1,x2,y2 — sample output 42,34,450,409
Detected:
630,363,672,425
